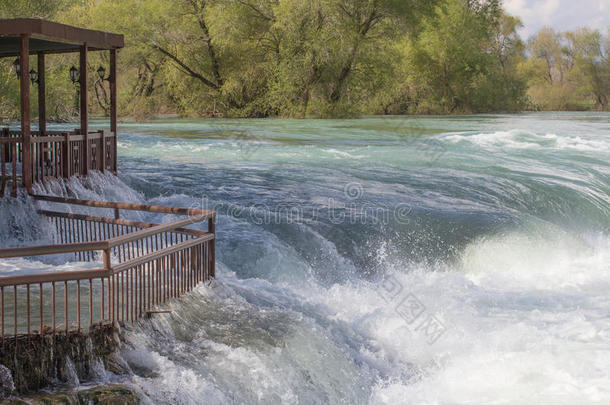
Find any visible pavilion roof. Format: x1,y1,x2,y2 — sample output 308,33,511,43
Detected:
0,18,124,57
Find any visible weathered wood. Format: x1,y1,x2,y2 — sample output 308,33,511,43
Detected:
0,197,215,339
0,19,124,57
112,234,213,273
62,131,71,178
33,194,216,217
106,216,207,250
20,34,32,192
110,49,117,173
37,52,46,133
0,240,108,258
38,209,209,237
0,269,108,287
100,130,106,172
80,43,88,175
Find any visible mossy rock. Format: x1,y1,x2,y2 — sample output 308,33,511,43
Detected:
76,385,139,404
1,384,140,404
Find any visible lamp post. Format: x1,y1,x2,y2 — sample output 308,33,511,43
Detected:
70,65,79,84
29,69,39,85
70,66,80,115
13,58,20,77
97,65,109,81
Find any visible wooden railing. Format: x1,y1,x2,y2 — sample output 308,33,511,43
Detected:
0,128,117,196
0,195,216,341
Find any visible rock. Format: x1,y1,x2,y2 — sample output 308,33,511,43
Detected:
2,384,141,404
0,364,15,399
77,385,140,405
0,324,125,393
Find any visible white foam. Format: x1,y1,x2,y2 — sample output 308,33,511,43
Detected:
444,129,610,152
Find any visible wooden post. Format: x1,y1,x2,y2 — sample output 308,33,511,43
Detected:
38,52,47,179
109,49,118,173
20,34,32,193
62,132,71,178
37,52,46,134
80,43,89,175
100,130,106,172
209,217,216,278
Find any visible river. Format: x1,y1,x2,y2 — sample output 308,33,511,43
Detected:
2,112,610,404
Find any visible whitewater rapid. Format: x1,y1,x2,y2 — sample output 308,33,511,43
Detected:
1,112,609,404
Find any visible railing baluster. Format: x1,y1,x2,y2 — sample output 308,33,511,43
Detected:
0,197,215,339
76,280,81,331
64,280,68,334
89,279,93,328
1,286,4,343
14,285,17,336
39,283,44,335
107,276,111,324
27,284,31,335
101,277,105,322
1,142,5,197
52,282,56,336
11,141,17,195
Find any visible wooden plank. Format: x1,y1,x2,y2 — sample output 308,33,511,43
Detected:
31,136,66,143
80,43,88,175
37,210,210,237
110,49,117,173
0,19,124,52
112,234,213,273
0,269,107,288
107,215,209,248
37,52,45,134
32,194,216,218
20,34,32,192
0,240,108,259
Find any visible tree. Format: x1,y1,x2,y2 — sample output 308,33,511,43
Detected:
400,0,526,113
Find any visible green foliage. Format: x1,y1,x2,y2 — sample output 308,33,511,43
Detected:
0,0,606,120
522,27,609,110
398,0,526,113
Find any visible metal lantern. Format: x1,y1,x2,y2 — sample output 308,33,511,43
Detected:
69,65,79,83
13,58,20,77
29,69,38,84
97,65,106,80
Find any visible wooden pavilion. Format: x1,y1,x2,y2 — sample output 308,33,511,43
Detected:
0,21,218,394
0,18,124,194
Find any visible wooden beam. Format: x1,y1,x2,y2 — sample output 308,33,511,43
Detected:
110,49,117,173
37,52,45,133
0,19,125,51
20,34,32,192
32,194,216,218
80,43,88,175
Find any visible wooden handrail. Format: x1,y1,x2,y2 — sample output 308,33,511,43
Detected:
112,233,213,273
33,194,215,218
38,210,209,237
106,214,208,248
0,241,108,258
0,196,216,338
0,269,107,287
0,215,208,259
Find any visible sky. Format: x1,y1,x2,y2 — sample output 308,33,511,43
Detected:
503,0,610,39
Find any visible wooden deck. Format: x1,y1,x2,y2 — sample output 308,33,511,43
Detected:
0,195,216,341
0,128,117,196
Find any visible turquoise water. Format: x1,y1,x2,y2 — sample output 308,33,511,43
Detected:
3,112,610,403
